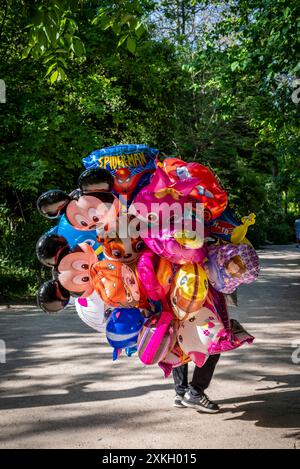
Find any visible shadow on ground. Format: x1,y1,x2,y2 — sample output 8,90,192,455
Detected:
0,245,299,447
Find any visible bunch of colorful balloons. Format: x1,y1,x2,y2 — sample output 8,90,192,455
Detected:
36,144,259,377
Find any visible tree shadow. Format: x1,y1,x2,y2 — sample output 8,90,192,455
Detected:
215,373,300,439
0,246,299,446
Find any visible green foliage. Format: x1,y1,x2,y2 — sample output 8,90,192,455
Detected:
0,0,298,298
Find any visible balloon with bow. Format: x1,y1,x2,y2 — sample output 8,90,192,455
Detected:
131,167,207,265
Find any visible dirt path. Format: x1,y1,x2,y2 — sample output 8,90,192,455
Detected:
0,245,299,449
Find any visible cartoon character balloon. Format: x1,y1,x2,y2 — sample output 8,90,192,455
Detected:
170,264,209,320
131,167,207,265
98,214,145,266
91,259,141,308
58,242,98,297
205,243,260,294
75,291,105,332
177,305,224,367
82,144,158,203
162,157,228,221
106,307,145,360
37,167,120,232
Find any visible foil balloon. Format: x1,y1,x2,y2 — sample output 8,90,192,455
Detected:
37,167,120,231
51,215,103,253
82,144,158,203
91,259,140,308
75,291,105,332
208,208,255,244
106,307,145,360
162,157,228,221
208,318,254,355
98,214,145,266
158,341,191,378
170,264,209,320
177,305,224,367
131,167,207,265
138,313,177,365
137,250,173,302
231,213,256,245
37,279,70,314
36,232,70,268
205,243,260,294
58,242,98,297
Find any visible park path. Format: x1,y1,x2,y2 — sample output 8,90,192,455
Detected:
0,245,299,449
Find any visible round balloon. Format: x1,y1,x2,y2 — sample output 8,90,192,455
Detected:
170,264,209,320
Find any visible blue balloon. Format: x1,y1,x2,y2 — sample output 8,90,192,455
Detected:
106,308,145,361
207,208,241,242
46,214,104,259
47,215,104,260
82,144,158,204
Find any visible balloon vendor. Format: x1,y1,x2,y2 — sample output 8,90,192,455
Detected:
35,144,259,414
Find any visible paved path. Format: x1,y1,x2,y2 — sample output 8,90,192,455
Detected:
0,245,299,449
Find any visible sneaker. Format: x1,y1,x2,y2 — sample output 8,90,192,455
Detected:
173,394,186,408
182,391,220,413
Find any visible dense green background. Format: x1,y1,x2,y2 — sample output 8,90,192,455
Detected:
0,0,299,299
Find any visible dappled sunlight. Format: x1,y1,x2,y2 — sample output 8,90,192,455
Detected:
0,245,299,448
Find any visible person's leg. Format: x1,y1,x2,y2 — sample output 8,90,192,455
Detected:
190,354,220,396
172,363,189,396
182,355,221,413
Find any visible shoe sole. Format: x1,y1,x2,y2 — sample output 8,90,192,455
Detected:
182,400,220,413
173,403,186,408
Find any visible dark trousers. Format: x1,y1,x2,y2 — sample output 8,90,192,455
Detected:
172,354,220,396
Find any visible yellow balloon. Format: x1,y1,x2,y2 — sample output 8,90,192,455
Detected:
231,213,256,244
170,264,209,321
